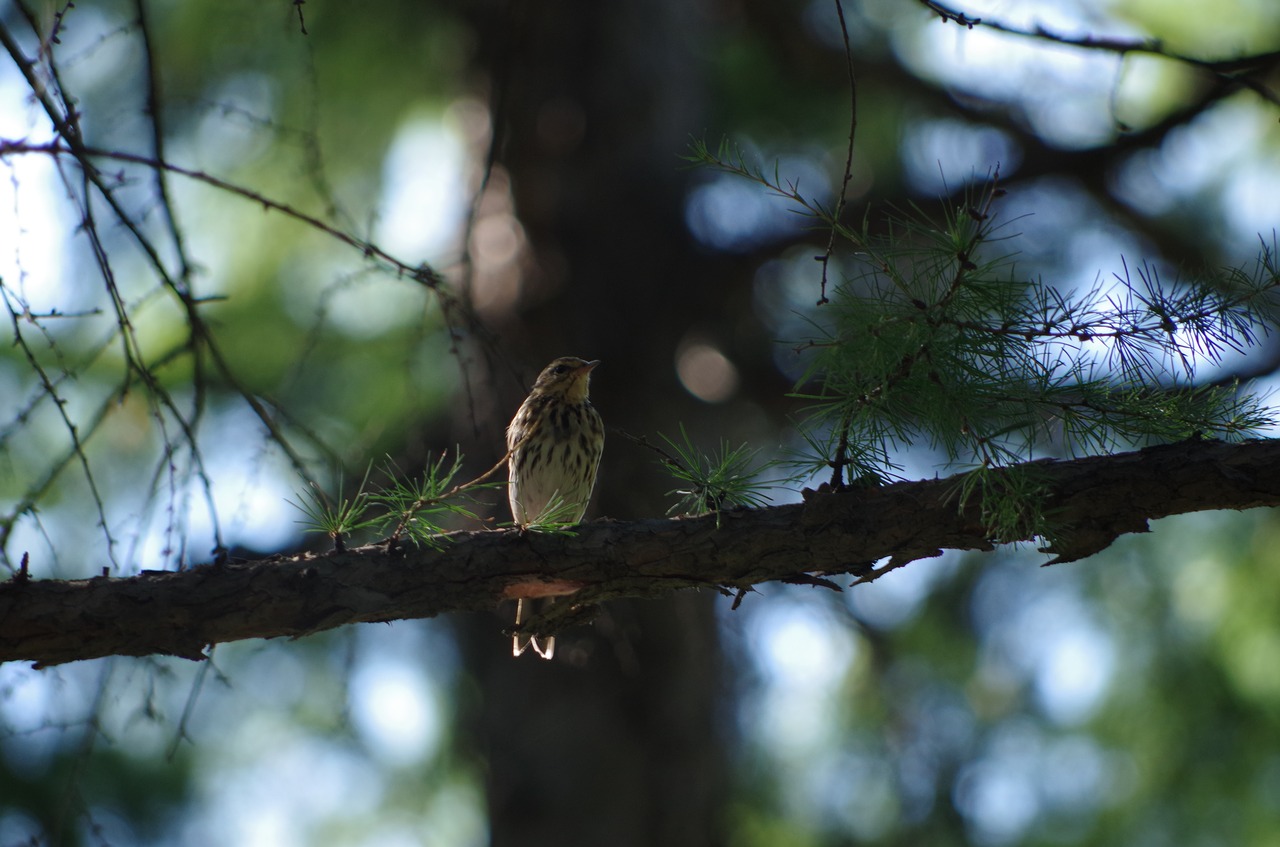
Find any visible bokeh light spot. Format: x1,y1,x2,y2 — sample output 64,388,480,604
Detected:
676,341,740,403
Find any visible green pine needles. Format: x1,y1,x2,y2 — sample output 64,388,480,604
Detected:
790,181,1279,479
692,139,1280,541
291,451,495,552
658,425,774,520
289,467,382,553
374,453,486,547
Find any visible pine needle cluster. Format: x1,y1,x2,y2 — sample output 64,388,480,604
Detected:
658,426,773,521
689,140,1280,539
290,452,494,551
790,183,1279,481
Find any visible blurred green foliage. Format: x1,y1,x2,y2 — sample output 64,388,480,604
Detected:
2,0,1279,845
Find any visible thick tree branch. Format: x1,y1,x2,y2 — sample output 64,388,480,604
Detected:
4,439,1280,668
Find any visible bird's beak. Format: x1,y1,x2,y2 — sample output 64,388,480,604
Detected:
580,360,601,374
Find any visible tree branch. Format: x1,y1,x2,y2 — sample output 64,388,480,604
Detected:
918,0,1280,107
4,439,1280,668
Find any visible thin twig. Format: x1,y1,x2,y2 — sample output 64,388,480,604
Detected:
613,428,695,476
817,0,859,306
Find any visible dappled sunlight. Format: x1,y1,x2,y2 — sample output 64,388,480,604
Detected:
1033,625,1114,725
194,731,384,847
148,403,303,566
0,663,62,777
2,0,1279,843
685,151,832,252
901,119,1020,194
954,720,1125,845
0,78,65,312
738,593,858,757
376,115,468,264
349,656,442,767
972,562,1116,725
138,624,476,845
1114,97,1280,248
898,17,1129,149
734,594,905,837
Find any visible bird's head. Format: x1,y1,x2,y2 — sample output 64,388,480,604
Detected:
531,356,600,403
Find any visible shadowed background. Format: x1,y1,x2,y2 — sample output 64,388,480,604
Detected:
1,0,1280,844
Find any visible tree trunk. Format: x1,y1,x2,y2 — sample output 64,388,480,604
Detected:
452,0,731,843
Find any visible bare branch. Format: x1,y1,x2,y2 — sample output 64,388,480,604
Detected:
917,0,1280,106
4,439,1280,668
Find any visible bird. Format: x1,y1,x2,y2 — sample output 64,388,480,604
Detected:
506,356,604,658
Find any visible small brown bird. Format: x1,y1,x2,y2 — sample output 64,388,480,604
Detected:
507,356,605,658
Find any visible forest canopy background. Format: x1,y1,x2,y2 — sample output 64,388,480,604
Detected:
2,1,1280,846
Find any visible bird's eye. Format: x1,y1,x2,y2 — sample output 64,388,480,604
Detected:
553,365,569,374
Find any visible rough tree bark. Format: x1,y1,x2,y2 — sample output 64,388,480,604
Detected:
4,438,1278,669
